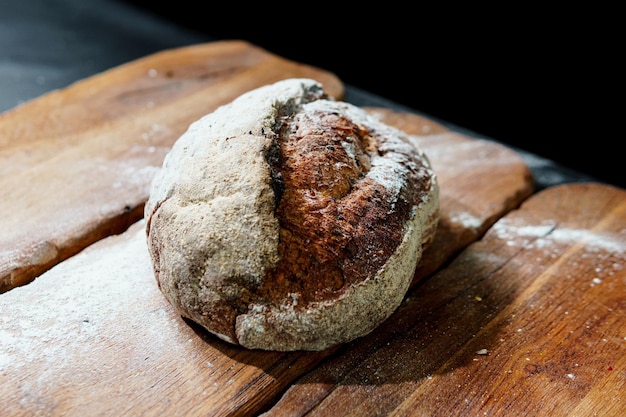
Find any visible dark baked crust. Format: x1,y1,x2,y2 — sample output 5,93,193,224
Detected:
258,103,431,305
145,78,439,351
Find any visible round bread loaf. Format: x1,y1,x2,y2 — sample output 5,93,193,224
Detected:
145,78,439,351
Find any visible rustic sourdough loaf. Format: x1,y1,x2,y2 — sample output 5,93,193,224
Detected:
145,78,439,351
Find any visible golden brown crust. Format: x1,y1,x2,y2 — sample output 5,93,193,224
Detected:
258,106,431,306
145,78,439,351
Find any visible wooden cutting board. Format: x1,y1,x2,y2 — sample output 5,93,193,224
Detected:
1,41,624,417
264,182,626,417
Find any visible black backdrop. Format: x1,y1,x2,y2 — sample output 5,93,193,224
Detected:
121,2,621,188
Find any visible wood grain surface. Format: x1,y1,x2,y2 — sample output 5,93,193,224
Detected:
263,183,626,417
0,40,343,293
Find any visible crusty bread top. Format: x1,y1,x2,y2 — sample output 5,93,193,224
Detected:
145,78,439,351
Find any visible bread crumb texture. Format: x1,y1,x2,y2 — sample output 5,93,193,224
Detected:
145,78,439,351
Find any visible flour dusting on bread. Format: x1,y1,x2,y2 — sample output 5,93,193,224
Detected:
145,78,439,351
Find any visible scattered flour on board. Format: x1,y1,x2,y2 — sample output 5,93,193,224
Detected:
489,219,626,279
0,226,187,382
491,218,626,255
448,211,483,230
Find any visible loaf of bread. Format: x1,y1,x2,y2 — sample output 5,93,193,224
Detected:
145,78,439,351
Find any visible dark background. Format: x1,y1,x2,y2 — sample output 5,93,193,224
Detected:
2,0,620,188
121,2,622,189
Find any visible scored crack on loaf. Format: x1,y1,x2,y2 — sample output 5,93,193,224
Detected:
145,78,439,351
